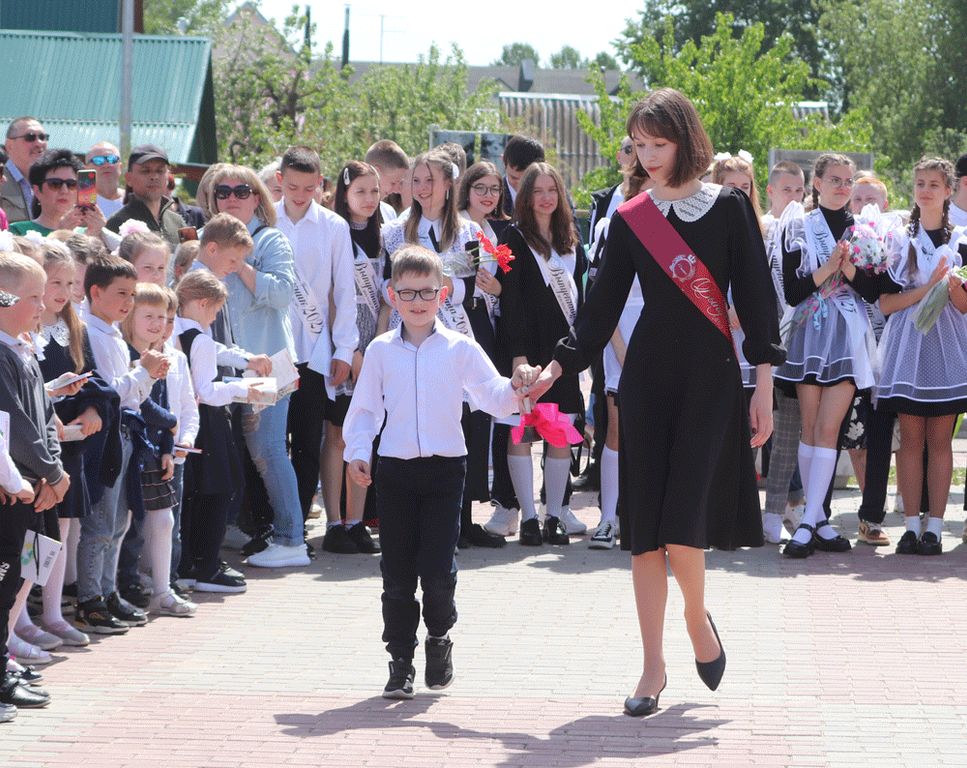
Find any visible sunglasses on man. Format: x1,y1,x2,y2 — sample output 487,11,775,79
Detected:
89,154,120,166
214,184,254,200
12,131,49,143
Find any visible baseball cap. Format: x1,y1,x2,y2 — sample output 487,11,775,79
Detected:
128,144,169,169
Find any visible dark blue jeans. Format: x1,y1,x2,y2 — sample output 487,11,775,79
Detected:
376,456,464,660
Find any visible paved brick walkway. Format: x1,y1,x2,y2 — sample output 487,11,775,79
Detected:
4,482,967,768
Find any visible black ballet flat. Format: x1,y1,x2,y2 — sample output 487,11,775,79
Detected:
813,520,852,552
782,523,816,558
623,675,666,717
695,612,726,691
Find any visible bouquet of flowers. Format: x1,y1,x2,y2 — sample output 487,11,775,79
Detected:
913,262,965,335
475,232,514,273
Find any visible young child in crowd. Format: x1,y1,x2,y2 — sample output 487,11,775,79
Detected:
343,246,536,699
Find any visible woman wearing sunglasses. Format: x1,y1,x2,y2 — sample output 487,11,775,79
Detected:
8,149,106,238
207,164,308,569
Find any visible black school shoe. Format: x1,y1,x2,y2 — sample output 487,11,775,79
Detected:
120,582,151,609
519,518,543,546
347,522,381,553
542,516,570,545
106,592,148,626
382,658,416,699
917,531,943,556
896,530,919,555
323,525,359,554
75,597,129,635
463,523,505,549
782,524,815,558
0,678,50,709
424,637,454,690
812,520,851,552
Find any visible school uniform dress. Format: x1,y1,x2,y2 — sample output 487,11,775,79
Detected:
875,226,967,416
553,184,784,553
498,225,588,415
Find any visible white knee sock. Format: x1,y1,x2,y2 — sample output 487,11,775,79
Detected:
543,456,571,520
145,509,175,596
600,446,619,524
794,447,838,543
797,442,814,499
41,519,71,626
507,454,537,521
64,518,80,586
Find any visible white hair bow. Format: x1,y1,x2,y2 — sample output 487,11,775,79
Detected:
713,150,754,164
23,230,46,245
119,219,151,238
0,230,14,252
451,162,460,182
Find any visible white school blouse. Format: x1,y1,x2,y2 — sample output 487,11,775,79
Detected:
177,319,252,407
86,314,154,410
342,321,517,464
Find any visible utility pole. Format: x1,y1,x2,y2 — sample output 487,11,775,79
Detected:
341,5,350,69
120,0,134,159
379,14,385,65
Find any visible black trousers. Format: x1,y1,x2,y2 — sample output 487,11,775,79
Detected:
179,463,231,581
377,456,464,660
288,363,327,522
0,502,36,683
490,424,518,510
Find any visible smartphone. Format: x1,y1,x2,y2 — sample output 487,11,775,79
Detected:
178,227,198,243
77,169,97,208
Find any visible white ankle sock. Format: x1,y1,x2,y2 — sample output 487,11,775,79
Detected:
925,516,943,537
507,454,537,521
599,446,619,524
905,516,921,534
543,457,571,520
326,520,343,531
793,447,838,544
345,518,362,528
145,508,174,596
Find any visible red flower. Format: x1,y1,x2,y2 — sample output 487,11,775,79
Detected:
476,231,515,273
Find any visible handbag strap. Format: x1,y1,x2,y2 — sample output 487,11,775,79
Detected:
618,193,732,342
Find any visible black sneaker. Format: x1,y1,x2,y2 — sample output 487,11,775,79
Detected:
170,580,191,600
0,678,50,709
218,561,244,580
917,531,943,556
542,516,570,545
240,525,273,557
519,517,542,546
120,582,151,609
382,658,415,699
106,592,148,626
323,525,359,554
194,570,247,593
424,637,454,690
74,597,129,635
347,523,380,553
896,530,919,555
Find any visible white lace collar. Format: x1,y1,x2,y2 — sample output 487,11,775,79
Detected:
649,183,721,222
41,318,70,348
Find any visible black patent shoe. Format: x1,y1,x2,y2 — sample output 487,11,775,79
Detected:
467,523,505,548
519,518,543,546
542,516,570,545
782,524,815,558
896,530,918,555
812,520,852,552
917,531,943,556
624,675,666,717
695,612,726,691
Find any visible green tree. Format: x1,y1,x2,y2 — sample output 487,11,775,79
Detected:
576,13,871,205
588,51,619,71
143,0,230,35
549,45,584,69
492,43,541,67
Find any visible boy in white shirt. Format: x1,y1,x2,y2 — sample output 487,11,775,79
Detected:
343,245,537,699
275,146,359,552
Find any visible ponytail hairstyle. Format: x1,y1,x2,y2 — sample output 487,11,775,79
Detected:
40,240,86,372
404,149,460,251
712,155,764,233
335,161,383,259
810,153,855,210
907,156,956,281
120,281,169,350
514,162,578,260
176,268,228,311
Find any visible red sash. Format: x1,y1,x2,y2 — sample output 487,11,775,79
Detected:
618,192,733,342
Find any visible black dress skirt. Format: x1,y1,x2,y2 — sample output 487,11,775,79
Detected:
554,186,785,554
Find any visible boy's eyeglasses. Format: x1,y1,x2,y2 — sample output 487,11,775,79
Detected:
89,154,120,166
12,131,49,143
43,177,78,190
396,288,441,302
471,184,501,196
214,184,254,200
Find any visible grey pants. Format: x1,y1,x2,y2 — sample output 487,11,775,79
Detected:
764,389,803,516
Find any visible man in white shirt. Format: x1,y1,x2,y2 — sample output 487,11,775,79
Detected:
84,142,125,219
951,153,967,228
275,146,359,555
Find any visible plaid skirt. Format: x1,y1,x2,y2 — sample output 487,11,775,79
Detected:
141,468,177,511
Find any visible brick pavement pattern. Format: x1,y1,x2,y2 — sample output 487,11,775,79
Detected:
4,485,967,768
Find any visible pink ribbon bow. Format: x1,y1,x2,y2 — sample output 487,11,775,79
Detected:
511,403,583,448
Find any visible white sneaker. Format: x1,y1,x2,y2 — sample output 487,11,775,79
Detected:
782,503,805,534
483,505,519,537
149,590,197,617
588,520,618,549
246,542,311,568
559,506,587,535
0,703,16,723
41,621,90,647
222,525,250,550
762,513,785,544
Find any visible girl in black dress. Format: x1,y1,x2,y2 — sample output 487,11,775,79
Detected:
529,89,783,714
499,163,587,546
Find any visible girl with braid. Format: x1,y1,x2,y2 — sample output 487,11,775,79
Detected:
875,157,967,556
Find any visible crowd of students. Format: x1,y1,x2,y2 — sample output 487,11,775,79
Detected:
1,108,967,712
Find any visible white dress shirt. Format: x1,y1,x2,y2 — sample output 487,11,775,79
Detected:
379,200,398,223
950,201,967,229
163,343,200,457
276,199,359,381
178,319,251,407
0,445,29,494
85,313,153,410
343,322,518,464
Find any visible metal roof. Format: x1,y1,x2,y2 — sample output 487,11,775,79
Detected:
0,29,217,164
